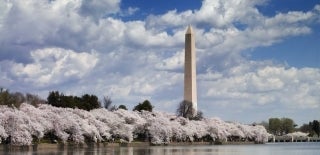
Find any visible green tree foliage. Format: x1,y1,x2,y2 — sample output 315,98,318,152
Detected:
47,91,101,111
300,123,314,136
47,91,62,107
118,105,128,110
268,117,295,135
81,94,100,110
269,118,281,135
280,118,295,134
311,120,320,137
133,100,153,112
176,100,203,120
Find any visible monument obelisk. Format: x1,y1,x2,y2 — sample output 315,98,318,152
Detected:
184,25,197,116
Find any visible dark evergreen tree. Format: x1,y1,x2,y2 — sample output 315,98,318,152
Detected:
47,91,62,107
80,94,100,111
312,120,320,137
47,91,101,111
133,100,153,112
118,105,128,110
300,123,314,136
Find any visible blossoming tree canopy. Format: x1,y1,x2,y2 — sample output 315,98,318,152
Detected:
0,103,269,145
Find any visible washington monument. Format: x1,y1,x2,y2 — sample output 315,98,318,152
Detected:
184,25,197,115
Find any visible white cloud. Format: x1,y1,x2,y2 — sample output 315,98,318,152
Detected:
146,0,265,28
0,0,11,29
147,10,194,28
0,0,319,124
146,0,316,55
202,64,320,109
195,0,264,27
10,48,98,87
80,0,121,19
156,50,184,70
265,11,314,26
119,7,139,17
0,0,123,54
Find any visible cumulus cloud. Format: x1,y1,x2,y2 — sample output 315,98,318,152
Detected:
202,64,320,108
80,0,121,19
195,0,264,27
143,0,318,78
146,0,264,28
118,7,139,17
8,48,98,87
0,0,319,124
147,0,316,52
156,50,185,71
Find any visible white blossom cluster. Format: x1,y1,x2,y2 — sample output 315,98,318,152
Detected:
0,103,268,145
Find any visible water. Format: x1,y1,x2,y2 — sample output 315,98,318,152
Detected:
1,143,319,155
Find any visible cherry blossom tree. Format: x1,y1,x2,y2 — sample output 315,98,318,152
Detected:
0,103,269,145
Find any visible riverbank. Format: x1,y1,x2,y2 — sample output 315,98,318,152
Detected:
1,142,319,155
2,140,320,151
0,141,257,150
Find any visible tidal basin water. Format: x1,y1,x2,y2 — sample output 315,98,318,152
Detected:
1,142,319,155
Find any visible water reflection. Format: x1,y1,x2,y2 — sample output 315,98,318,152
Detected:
1,143,319,155
120,146,197,155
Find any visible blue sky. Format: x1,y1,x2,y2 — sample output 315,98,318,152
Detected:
121,0,320,68
0,0,319,125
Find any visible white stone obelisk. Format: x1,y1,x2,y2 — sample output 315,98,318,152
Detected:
184,25,197,115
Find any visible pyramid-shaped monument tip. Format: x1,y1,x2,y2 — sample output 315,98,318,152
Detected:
186,25,193,34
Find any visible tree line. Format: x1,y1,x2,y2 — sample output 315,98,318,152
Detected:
1,88,196,120
0,88,45,108
258,117,320,137
300,120,320,137
0,88,154,112
1,88,203,121
47,91,100,111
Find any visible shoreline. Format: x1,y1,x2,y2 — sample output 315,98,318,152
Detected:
0,141,254,150
1,140,319,150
